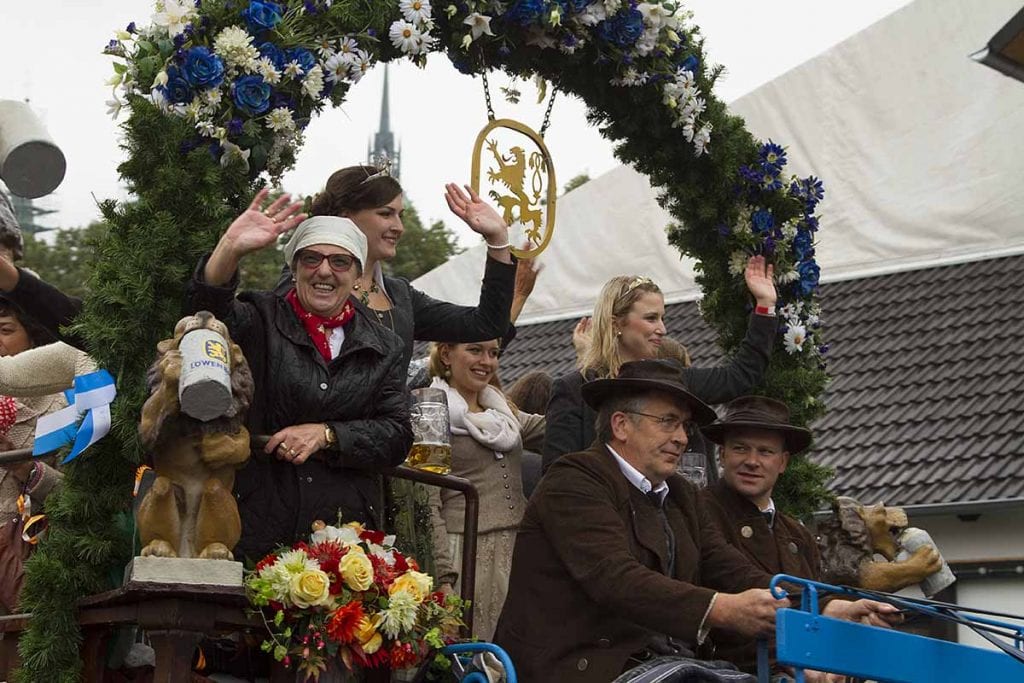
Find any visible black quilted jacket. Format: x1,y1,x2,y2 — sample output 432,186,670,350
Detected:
188,257,412,561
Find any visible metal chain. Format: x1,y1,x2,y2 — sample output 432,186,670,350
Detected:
540,85,559,139
481,71,496,121
482,71,559,136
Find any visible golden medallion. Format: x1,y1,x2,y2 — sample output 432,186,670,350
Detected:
471,118,556,260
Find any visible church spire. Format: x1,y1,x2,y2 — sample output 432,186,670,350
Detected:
368,65,400,181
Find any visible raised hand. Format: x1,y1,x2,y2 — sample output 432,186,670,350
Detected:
443,183,507,244
205,188,306,286
572,317,592,360
222,188,306,258
744,254,777,308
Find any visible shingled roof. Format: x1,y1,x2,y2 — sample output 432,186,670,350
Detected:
480,253,1024,509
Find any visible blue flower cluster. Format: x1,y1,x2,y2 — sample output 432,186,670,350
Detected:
505,0,547,25
596,7,645,49
242,0,283,34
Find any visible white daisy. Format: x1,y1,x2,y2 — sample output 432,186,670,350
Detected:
196,119,218,137
283,60,305,79
693,122,712,156
338,37,359,56
265,107,295,132
464,12,494,40
783,324,807,354
728,251,750,276
349,51,373,83
256,58,282,85
389,20,424,54
202,88,223,107
400,0,432,24
324,53,353,84
314,36,337,59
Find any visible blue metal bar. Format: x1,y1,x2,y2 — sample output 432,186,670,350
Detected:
775,608,1024,682
442,642,518,683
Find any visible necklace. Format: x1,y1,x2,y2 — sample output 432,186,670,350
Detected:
354,278,395,331
353,278,380,306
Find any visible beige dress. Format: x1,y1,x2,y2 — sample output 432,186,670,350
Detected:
429,408,544,641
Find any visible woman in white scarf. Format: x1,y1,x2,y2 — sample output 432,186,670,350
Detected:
427,339,544,641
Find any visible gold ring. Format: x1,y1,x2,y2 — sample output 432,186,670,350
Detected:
289,448,297,456
278,443,288,451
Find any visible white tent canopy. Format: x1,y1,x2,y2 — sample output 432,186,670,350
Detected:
413,0,1024,325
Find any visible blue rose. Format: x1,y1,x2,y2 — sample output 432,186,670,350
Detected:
241,1,283,34
597,8,645,48
286,47,317,75
506,0,546,25
162,65,194,104
751,209,774,235
796,260,820,296
792,229,814,261
182,47,225,88
257,42,286,69
232,74,272,116
681,55,700,75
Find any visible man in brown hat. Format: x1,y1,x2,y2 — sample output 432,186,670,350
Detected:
700,396,874,674
494,359,799,683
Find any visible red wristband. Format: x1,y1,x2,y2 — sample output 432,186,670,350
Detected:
755,305,775,316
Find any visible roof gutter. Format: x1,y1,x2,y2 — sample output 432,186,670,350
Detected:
811,497,1024,521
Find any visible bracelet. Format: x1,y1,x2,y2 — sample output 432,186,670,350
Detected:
754,304,775,316
485,241,511,250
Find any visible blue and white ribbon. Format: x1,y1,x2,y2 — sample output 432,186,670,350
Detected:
32,369,117,463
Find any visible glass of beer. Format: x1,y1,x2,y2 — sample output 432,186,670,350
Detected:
404,387,452,475
676,452,707,488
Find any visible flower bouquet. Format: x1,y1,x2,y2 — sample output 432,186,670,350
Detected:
246,521,465,682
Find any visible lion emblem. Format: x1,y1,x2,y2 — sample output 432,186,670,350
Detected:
137,311,254,560
817,496,942,592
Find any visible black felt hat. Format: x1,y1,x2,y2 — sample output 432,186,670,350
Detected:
581,359,717,426
701,396,812,454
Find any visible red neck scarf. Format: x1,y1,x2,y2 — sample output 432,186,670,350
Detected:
0,395,16,437
285,289,355,362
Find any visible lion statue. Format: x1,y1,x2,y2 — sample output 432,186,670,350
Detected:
817,496,942,592
137,311,254,560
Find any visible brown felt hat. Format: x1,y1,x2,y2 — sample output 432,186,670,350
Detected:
581,359,717,426
701,395,812,454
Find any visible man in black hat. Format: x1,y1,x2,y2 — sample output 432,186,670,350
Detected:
698,396,821,672
494,359,796,683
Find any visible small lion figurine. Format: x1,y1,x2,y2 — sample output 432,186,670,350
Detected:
137,311,254,560
817,496,942,592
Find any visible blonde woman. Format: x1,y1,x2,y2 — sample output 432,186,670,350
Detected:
426,339,544,641
542,255,778,470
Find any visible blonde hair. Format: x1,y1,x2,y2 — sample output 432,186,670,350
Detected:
428,341,511,405
579,275,663,378
658,336,692,367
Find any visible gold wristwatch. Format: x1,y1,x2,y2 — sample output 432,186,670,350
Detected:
323,424,336,447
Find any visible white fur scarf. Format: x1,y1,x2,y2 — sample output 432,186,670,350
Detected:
430,377,521,458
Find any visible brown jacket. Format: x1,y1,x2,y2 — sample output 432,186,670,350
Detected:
700,480,821,671
494,445,772,683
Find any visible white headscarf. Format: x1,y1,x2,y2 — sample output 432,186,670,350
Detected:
283,216,367,268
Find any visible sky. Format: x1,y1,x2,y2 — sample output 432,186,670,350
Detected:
1,0,911,246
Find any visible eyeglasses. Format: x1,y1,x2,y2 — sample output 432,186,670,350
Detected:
624,411,698,435
296,250,357,272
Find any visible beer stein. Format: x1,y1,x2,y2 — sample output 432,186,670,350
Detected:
676,452,707,488
404,387,452,475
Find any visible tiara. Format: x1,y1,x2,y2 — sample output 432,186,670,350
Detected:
624,276,656,294
361,153,394,185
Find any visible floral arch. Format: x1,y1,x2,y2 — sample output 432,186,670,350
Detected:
19,1,829,678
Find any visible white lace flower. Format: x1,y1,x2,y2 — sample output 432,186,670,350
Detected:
214,26,259,68
783,324,807,354
266,107,295,132
610,68,649,87
777,269,801,285
196,119,218,137
390,20,425,54
152,0,194,37
279,549,319,575
464,12,494,39
202,88,223,107
728,251,750,276
400,0,432,24
261,561,293,603
184,97,204,122
302,66,325,99
781,217,800,239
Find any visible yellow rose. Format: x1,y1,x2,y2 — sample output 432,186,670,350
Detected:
289,569,332,608
389,570,433,603
339,551,374,592
354,614,383,654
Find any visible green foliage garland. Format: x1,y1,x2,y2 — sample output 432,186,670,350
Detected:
19,1,831,678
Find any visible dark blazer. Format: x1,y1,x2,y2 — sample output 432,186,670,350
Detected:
700,480,820,671
493,445,772,683
541,313,778,471
277,256,517,372
188,258,413,560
